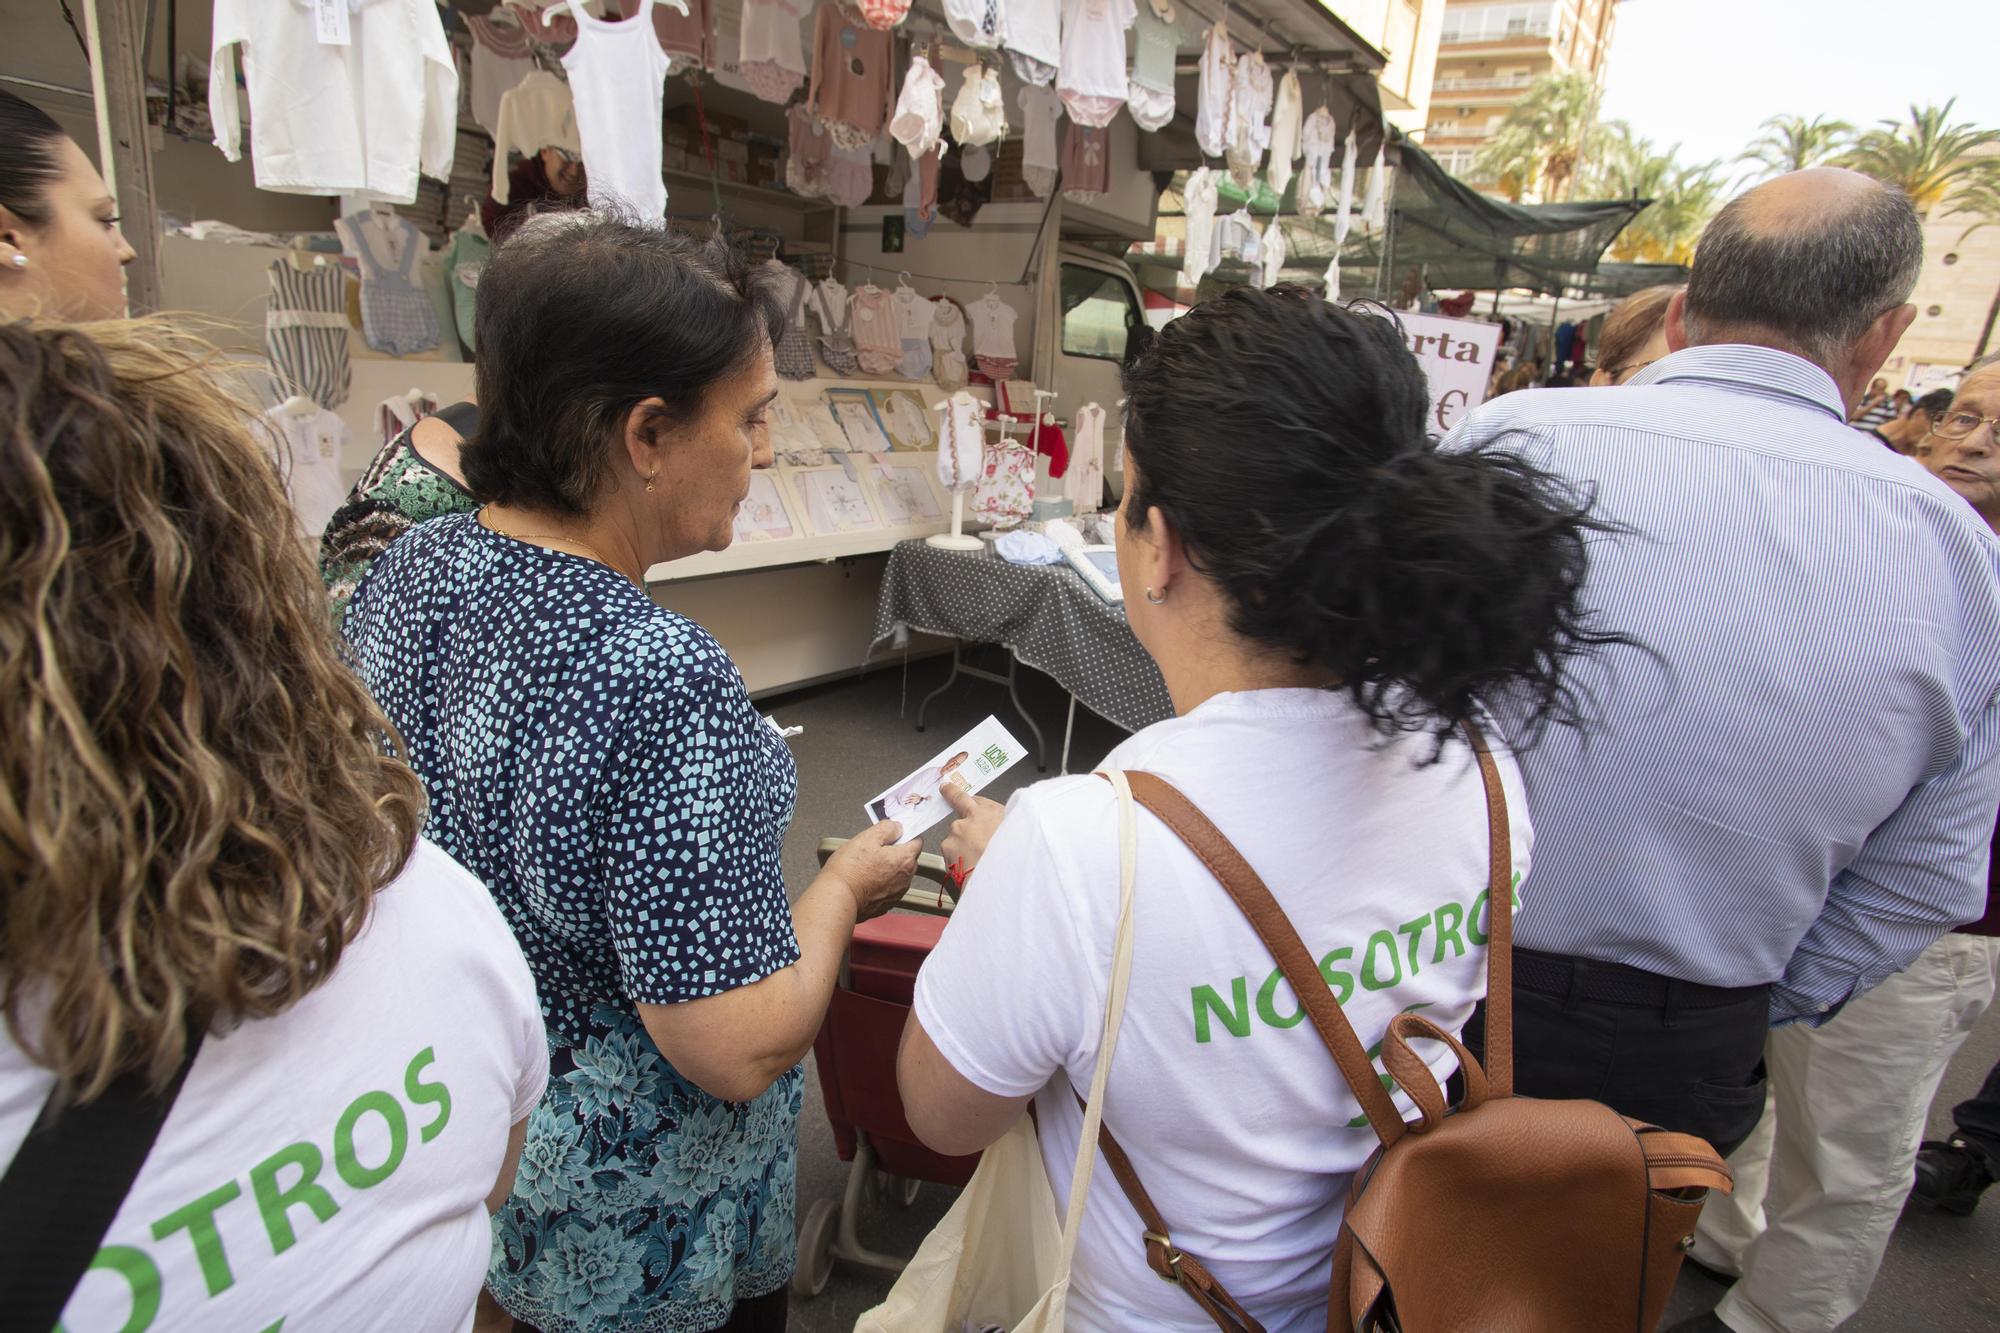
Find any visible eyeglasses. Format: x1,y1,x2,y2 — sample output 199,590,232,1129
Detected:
550,147,582,165
1605,359,1657,384
1930,411,2000,441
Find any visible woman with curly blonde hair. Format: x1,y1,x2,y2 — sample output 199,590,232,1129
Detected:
0,319,547,1331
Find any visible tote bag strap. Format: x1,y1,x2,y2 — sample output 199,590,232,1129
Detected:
1047,769,1143,1286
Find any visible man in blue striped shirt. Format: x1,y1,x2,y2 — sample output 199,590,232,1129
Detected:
1447,168,2000,1161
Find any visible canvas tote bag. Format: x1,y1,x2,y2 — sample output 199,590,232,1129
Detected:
855,767,1142,1333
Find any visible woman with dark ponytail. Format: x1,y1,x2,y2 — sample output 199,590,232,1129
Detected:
894,286,1619,1331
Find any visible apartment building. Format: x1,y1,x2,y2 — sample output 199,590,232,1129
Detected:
1422,0,1620,189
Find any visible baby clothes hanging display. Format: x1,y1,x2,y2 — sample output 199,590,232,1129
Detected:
1057,0,1138,128
257,399,352,538
1017,85,1063,197
944,0,1005,48
972,441,1034,529
1029,414,1068,476
489,71,582,204
1127,5,1178,133
929,297,969,389
770,262,818,379
514,2,580,47
961,144,994,182
949,64,1009,147
1297,106,1336,217
786,105,835,198
1323,253,1340,303
809,6,896,148
335,210,442,357
653,0,718,72
903,145,942,236
442,223,490,353
1004,0,1059,84
738,0,811,102
892,284,936,380
810,279,861,374
1363,143,1388,229
967,292,1020,380
936,390,986,490
375,391,439,444
890,54,947,156
1334,127,1359,246
265,260,351,411
1195,22,1234,159
463,19,537,136
1061,123,1111,200
1181,166,1219,288
858,0,913,30
1260,218,1287,288
1064,401,1106,509
1213,208,1261,267
850,285,903,376
562,0,671,223
211,0,457,204
827,139,876,206
1267,69,1303,196
1226,52,1274,188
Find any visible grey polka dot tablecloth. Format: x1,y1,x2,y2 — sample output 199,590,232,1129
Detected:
871,539,1174,735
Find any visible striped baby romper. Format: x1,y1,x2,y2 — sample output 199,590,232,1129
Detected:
266,258,353,410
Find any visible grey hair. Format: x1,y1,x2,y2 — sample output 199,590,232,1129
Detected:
1969,352,2000,376
1683,177,1923,368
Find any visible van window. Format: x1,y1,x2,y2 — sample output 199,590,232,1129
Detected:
1060,264,1141,363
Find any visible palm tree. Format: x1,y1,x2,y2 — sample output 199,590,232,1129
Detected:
1474,72,1602,203
1840,100,2000,215
1589,126,1725,265
1946,166,2000,358
1737,114,1852,178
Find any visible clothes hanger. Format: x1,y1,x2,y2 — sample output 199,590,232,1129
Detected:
545,0,691,22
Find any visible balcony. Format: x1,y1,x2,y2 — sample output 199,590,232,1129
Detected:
1432,73,1535,93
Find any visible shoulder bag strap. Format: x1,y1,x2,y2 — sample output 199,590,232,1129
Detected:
1460,716,1514,1095
0,1017,206,1327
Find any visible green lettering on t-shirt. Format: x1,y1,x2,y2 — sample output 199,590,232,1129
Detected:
150,1180,243,1298
334,1090,410,1190
1431,901,1467,963
1359,929,1403,991
1254,966,1308,1029
55,1244,162,1333
1191,977,1251,1043
249,1142,340,1255
1397,913,1431,974
1318,948,1355,1005
405,1046,452,1144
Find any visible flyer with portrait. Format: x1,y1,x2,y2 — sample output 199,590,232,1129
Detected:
864,716,1026,844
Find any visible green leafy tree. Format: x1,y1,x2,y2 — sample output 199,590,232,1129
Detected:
1473,72,1602,203
1587,125,1725,265
1946,165,2000,358
1840,100,2000,215
1737,114,1853,178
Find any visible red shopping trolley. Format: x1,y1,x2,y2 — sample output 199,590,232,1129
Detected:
792,839,981,1298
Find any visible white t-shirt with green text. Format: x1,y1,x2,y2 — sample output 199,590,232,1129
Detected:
0,838,548,1333
914,688,1531,1333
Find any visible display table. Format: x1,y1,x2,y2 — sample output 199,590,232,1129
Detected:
871,539,1173,770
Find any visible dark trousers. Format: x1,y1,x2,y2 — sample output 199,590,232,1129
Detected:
515,1287,787,1333
1464,947,1774,1158
1952,1056,2000,1169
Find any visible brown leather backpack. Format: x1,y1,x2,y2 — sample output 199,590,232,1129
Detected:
1093,720,1734,1333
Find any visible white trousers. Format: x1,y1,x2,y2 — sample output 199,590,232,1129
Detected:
1693,933,2000,1333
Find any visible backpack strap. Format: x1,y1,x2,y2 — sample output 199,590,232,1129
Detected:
0,1015,206,1326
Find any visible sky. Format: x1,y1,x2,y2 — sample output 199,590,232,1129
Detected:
1595,0,2000,184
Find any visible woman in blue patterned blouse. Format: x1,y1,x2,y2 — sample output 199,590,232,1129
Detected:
343,213,920,1333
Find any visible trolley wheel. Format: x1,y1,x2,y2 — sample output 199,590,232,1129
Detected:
792,1198,839,1298
881,1172,921,1208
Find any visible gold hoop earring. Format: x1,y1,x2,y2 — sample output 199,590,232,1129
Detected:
1145,587,1166,605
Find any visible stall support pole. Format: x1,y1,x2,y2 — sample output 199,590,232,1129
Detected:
82,0,162,313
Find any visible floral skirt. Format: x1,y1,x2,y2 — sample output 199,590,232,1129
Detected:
490,1004,803,1333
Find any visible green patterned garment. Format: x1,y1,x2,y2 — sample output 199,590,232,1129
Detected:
319,423,477,631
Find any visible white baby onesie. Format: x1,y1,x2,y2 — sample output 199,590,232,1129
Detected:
950,64,1009,146
1195,23,1233,159
1297,106,1336,217
1005,0,1060,85
1260,218,1286,288
563,0,671,224
890,54,947,155
1226,51,1272,188
1126,5,1178,133
1267,70,1303,197
967,293,1020,362
1057,0,1137,129
1182,165,1219,288
937,389,986,491
944,0,1006,47
1019,84,1063,197
1335,127,1358,245
1064,401,1106,509
738,0,810,103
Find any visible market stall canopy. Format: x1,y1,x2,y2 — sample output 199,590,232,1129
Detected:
1136,0,1390,173
1588,262,1692,297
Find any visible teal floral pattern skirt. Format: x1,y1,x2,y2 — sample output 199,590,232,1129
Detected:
490,1004,802,1333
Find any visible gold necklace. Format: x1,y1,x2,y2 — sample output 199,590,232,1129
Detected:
480,513,618,572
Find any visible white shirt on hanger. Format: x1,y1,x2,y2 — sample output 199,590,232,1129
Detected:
1004,0,1062,76
1297,107,1336,216
1267,70,1303,197
1057,0,1137,126
967,294,1020,361
1182,166,1219,288
211,0,458,204
562,0,673,224
1195,23,1234,159
490,71,582,203
257,400,352,538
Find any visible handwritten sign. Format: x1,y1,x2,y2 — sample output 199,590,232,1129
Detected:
1386,310,1503,435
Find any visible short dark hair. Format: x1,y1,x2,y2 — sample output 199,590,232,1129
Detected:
463,213,785,516
1916,388,1954,421
1120,287,1625,752
1684,175,1922,367
0,90,71,226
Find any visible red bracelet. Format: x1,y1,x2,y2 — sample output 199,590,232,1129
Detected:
947,859,970,888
